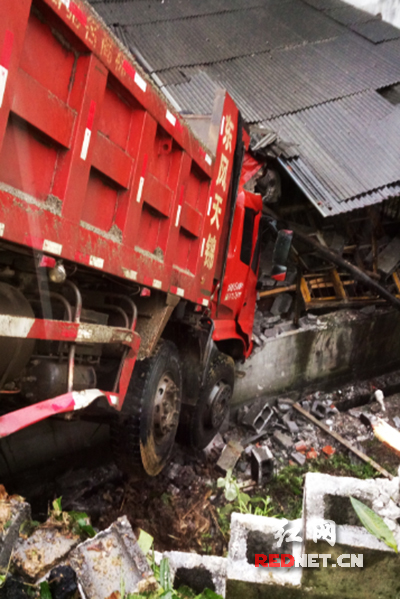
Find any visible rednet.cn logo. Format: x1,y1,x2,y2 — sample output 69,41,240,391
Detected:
254,518,363,568
255,554,363,568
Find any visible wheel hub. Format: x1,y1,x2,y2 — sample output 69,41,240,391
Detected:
206,381,231,429
153,373,180,442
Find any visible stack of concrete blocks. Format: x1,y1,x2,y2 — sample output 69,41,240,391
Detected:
302,472,400,599
226,513,303,599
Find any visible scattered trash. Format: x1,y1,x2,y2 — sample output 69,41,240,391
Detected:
374,389,386,412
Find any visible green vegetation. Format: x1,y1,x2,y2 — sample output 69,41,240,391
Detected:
350,496,398,553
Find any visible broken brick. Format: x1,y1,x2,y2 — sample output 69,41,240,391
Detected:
322,445,336,456
295,441,308,453
306,448,318,460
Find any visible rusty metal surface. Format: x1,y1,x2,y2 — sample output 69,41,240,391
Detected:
136,293,180,359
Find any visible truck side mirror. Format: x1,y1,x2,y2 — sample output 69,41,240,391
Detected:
271,229,293,281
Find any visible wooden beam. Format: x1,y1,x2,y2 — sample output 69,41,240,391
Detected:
293,403,393,480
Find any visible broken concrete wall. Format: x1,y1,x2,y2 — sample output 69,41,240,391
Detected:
233,308,400,406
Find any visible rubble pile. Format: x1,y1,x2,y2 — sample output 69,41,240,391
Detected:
0,485,157,599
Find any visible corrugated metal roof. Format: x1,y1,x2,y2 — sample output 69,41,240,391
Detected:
351,19,400,43
325,5,377,26
265,92,400,214
89,0,400,215
116,2,344,71
160,34,400,121
94,0,268,26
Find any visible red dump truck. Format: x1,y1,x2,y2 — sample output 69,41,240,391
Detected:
0,0,280,476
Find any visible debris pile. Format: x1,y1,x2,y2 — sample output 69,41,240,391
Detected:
0,485,157,599
247,154,400,354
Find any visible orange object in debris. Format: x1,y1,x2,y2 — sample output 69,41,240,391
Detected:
322,445,336,456
306,448,318,460
295,441,308,453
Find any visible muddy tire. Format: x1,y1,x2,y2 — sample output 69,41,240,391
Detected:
110,340,182,477
178,352,235,450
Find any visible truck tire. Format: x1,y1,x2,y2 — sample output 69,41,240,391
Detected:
178,352,235,450
110,340,182,477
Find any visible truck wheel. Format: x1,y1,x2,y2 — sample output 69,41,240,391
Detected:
110,340,182,477
178,353,235,450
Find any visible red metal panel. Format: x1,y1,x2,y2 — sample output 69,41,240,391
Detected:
180,202,203,239
141,174,173,218
11,69,75,149
0,0,246,309
91,132,133,189
40,0,213,178
52,53,108,224
0,0,31,154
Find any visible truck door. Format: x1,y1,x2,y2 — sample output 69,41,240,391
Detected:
215,188,262,356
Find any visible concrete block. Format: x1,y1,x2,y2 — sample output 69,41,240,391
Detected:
13,526,79,581
0,498,30,569
271,293,293,316
291,451,306,466
226,513,303,599
302,472,400,598
163,551,227,597
250,446,274,485
272,431,293,449
69,516,156,599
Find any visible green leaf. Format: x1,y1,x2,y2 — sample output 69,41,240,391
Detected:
0,574,6,587
68,511,90,522
350,496,398,553
138,529,154,556
224,482,237,502
238,492,250,506
77,520,96,538
159,558,172,593
40,581,52,599
52,497,62,515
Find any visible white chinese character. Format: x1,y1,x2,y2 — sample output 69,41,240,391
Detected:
312,519,336,547
273,519,302,547
216,154,229,192
204,234,217,270
223,114,235,153
210,194,223,230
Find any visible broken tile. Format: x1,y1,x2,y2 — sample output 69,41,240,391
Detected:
322,445,336,456
291,451,306,466
217,440,243,472
306,448,318,460
295,441,308,453
13,526,80,581
0,493,31,570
